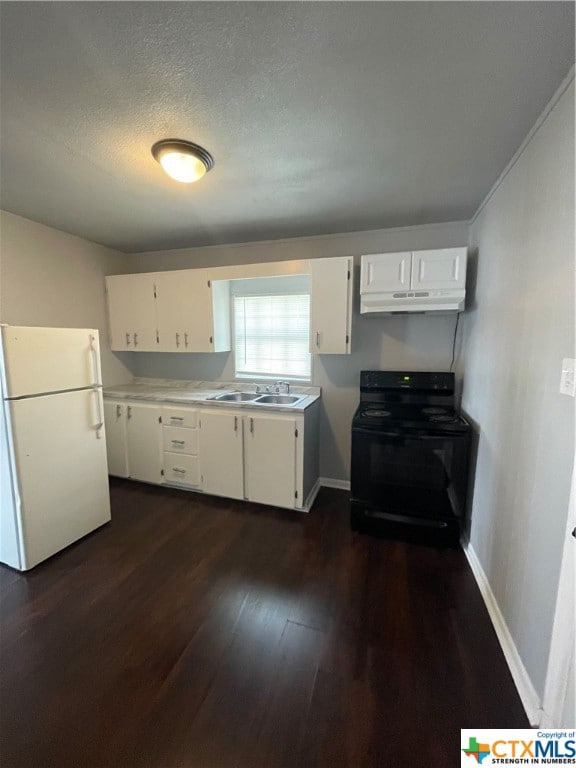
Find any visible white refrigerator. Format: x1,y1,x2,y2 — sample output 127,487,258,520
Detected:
0,325,111,571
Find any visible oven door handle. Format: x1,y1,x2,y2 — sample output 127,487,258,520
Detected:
353,427,467,440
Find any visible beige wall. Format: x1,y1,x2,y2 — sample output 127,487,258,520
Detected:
0,210,132,386
125,220,469,480
460,79,575,701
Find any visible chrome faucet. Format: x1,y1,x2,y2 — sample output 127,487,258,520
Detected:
276,380,290,394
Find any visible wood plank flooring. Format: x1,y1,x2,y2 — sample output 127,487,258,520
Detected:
0,480,528,767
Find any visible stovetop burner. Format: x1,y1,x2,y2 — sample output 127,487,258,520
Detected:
364,409,391,418
429,414,458,423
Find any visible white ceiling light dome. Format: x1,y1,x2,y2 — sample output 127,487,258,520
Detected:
151,139,214,183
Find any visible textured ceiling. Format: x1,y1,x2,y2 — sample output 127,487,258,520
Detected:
0,2,574,253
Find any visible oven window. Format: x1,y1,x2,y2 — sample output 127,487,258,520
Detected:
369,441,452,490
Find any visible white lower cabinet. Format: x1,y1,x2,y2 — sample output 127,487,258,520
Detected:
163,453,199,487
104,398,319,511
199,407,314,510
103,400,162,484
199,409,244,500
243,413,297,508
103,401,129,477
161,406,199,488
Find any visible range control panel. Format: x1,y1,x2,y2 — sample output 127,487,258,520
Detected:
360,370,454,392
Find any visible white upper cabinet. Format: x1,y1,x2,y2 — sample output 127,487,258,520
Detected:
309,256,353,355
360,249,467,294
155,269,230,353
360,252,411,293
106,273,158,351
359,248,467,313
410,248,466,291
107,270,230,353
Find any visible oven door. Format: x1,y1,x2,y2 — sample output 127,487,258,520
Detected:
351,426,470,521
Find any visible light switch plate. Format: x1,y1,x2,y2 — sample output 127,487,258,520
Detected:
560,358,576,397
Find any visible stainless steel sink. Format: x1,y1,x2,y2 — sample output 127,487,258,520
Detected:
210,392,261,402
254,395,302,405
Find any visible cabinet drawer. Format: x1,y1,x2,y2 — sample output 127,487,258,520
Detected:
162,425,198,454
163,452,200,486
162,406,197,429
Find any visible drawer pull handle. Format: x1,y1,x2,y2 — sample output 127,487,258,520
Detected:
134,333,138,347
171,440,185,445
173,468,186,474
126,332,131,346
184,332,189,348
250,417,254,434
127,406,132,419
116,404,122,418
170,417,184,422
234,416,238,432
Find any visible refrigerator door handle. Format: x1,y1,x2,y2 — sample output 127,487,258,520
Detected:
89,334,101,386
91,387,104,439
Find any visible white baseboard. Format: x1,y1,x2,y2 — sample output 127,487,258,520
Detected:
299,478,322,513
319,477,351,491
463,541,542,725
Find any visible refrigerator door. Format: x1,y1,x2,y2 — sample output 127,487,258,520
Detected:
1,326,102,398
7,387,111,570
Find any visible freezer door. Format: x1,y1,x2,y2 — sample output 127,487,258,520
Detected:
1,326,102,398
8,388,111,570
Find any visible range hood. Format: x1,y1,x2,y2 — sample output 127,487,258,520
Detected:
359,248,467,314
360,288,466,314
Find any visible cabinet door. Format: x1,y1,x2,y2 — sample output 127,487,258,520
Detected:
126,403,163,484
106,274,158,352
155,270,210,352
199,410,244,500
410,248,466,290
244,414,296,508
360,252,411,293
182,270,214,352
103,401,129,477
155,270,231,353
309,256,352,355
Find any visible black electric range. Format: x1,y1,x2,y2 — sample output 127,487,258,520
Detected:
351,370,471,544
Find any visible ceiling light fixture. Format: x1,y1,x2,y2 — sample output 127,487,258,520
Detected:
151,139,214,183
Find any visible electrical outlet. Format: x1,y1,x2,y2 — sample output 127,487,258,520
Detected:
559,358,576,397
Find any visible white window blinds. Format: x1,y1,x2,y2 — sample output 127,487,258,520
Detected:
234,293,311,380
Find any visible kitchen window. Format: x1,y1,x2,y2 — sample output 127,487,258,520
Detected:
232,275,311,380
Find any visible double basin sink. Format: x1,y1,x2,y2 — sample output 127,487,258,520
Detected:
206,392,304,406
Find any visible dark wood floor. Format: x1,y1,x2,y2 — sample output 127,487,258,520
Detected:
0,480,527,768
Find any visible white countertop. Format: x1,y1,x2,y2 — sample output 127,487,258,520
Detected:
103,378,321,412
